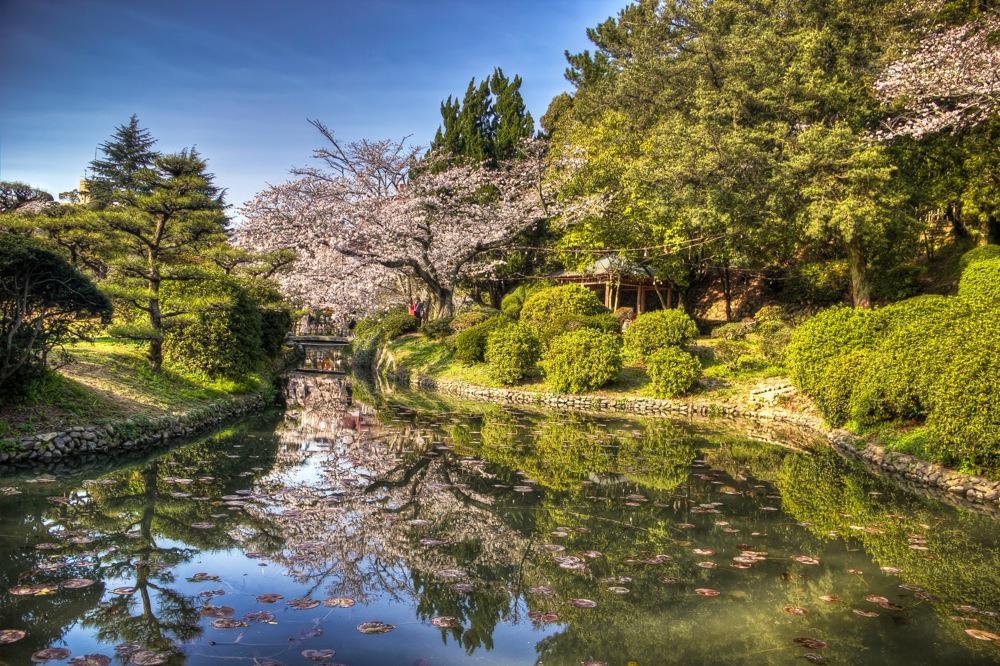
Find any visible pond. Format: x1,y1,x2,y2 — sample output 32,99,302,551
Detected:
1,371,999,665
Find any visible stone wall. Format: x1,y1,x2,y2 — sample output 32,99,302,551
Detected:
405,373,1000,517
0,393,269,468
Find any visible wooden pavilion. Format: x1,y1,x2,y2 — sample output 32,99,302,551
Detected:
550,256,675,314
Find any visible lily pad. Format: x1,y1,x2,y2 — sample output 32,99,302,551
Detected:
301,649,335,661
256,593,284,603
32,648,72,662
61,578,95,589
130,651,169,665
68,655,111,666
357,621,395,635
324,597,356,607
431,616,459,628
0,629,26,644
570,598,597,608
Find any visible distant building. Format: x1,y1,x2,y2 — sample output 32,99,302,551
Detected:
550,255,676,314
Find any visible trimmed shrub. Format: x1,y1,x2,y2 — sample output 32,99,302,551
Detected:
451,305,499,332
550,312,621,340
926,312,1000,474
785,306,890,397
520,284,605,342
850,296,970,425
786,259,848,306
816,349,872,426
164,280,264,379
646,347,701,398
484,323,542,385
379,308,420,340
453,315,504,365
500,280,555,319
754,320,793,364
259,308,293,358
622,309,699,364
612,307,635,322
541,329,622,393
872,264,922,301
421,317,453,339
753,304,787,324
958,258,1000,308
710,320,756,340
958,244,1000,271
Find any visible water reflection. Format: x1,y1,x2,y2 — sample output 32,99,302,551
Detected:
0,374,998,664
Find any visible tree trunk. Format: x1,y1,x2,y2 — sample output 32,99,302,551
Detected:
946,201,969,239
846,239,871,309
986,215,1000,245
720,266,733,322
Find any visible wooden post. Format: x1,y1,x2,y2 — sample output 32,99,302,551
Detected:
637,286,646,314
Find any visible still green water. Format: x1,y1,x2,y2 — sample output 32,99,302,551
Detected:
1,372,998,665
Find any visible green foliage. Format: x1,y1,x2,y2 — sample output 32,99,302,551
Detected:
816,350,872,427
484,323,542,385
552,312,621,338
785,260,848,307
957,257,1000,307
871,263,923,301
379,308,420,340
452,315,504,365
541,329,622,393
450,305,499,332
710,321,756,340
420,317,453,339
646,347,701,398
520,284,606,342
753,305,787,324
622,309,698,365
500,280,554,319
785,306,889,398
926,312,1000,474
0,233,111,395
851,296,970,425
958,244,1000,270
163,278,263,380
258,308,292,358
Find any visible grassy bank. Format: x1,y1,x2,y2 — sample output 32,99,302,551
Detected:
0,339,271,440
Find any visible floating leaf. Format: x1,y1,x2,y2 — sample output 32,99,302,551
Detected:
570,598,597,608
68,655,111,666
61,578,95,589
130,651,168,665
803,654,825,664
324,597,355,608
965,629,1000,641
697,561,717,569
607,586,630,594
31,648,72,662
111,587,136,596
201,606,235,618
188,572,220,582
357,621,395,635
301,649,335,661
431,616,459,628
0,629,26,644
864,595,889,605
529,586,555,596
245,611,275,623
793,637,827,650
784,606,807,615
695,588,720,597
792,555,820,565
287,598,321,610
211,619,248,629
852,609,879,618
256,593,283,603
693,548,715,556
819,595,840,603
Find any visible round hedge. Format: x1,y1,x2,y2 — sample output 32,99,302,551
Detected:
815,349,872,426
622,309,699,364
453,315,504,365
958,244,1000,271
484,323,541,385
785,305,890,398
450,305,499,332
520,284,605,343
541,329,622,394
957,257,1000,308
926,312,1000,474
646,347,701,398
500,280,555,319
850,296,970,425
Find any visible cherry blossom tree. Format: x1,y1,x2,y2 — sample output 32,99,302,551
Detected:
875,11,1000,139
237,121,551,318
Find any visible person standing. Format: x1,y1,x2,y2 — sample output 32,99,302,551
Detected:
414,299,425,323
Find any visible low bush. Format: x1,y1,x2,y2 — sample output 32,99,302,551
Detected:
958,244,1000,271
484,323,542,385
421,317,453,339
710,320,756,340
259,308,292,358
957,258,1000,308
520,284,606,342
753,304,788,324
453,315,504,365
816,349,872,426
850,296,969,425
500,280,555,319
451,305,498,332
541,329,622,393
926,312,1000,474
547,312,621,342
786,259,848,306
622,309,699,364
163,279,264,380
379,308,420,340
754,320,793,365
785,306,889,398
871,264,922,302
646,347,701,398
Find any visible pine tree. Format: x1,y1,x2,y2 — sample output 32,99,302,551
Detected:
490,69,534,160
85,115,158,207
100,148,228,370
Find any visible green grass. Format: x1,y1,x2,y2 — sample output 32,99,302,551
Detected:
0,339,267,437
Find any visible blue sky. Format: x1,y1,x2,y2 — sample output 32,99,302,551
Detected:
0,0,622,210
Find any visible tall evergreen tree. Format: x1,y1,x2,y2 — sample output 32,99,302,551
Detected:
85,114,158,207
101,148,228,370
490,69,535,160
